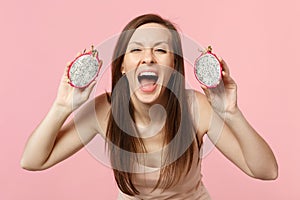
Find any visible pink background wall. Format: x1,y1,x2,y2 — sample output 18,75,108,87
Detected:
1,0,299,199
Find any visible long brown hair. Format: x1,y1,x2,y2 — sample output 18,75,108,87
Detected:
106,13,198,196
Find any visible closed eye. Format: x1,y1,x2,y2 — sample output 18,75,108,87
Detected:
130,48,142,52
155,48,167,53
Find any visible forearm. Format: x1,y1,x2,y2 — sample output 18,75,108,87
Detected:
222,108,278,179
21,102,72,170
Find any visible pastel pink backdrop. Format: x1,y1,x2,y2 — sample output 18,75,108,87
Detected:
1,0,299,199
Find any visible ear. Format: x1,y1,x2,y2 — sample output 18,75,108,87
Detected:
121,66,125,74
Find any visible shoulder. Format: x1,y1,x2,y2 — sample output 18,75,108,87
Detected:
185,89,208,104
94,92,111,108
93,93,111,136
69,93,111,139
185,89,212,137
185,89,211,113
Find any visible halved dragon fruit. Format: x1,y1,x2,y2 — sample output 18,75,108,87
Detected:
194,46,222,88
67,46,101,88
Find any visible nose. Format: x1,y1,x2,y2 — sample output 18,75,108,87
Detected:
142,48,155,64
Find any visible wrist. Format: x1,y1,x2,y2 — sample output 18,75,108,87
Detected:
223,107,243,122
216,105,240,120
52,100,73,116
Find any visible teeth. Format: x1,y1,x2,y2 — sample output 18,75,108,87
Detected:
138,71,158,84
139,71,157,76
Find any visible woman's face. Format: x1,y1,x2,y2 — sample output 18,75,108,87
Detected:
122,23,175,104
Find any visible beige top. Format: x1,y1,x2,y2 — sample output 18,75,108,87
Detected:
117,145,211,200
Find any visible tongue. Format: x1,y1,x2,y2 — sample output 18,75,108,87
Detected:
140,79,157,92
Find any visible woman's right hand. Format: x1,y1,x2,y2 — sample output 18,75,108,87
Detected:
21,48,103,171
54,52,102,112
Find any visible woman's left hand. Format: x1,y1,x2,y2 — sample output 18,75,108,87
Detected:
200,59,239,115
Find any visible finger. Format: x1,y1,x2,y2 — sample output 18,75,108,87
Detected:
62,62,71,81
222,71,236,85
219,60,233,83
220,59,230,76
89,80,97,89
94,60,103,81
220,60,236,86
200,84,208,90
66,61,71,66
222,70,230,79
98,59,103,65
200,85,211,101
217,56,223,62
83,80,97,97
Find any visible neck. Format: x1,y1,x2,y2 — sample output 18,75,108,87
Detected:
131,91,169,137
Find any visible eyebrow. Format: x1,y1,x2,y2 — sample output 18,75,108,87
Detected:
128,41,170,46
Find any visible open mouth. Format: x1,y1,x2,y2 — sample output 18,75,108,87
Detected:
138,71,159,92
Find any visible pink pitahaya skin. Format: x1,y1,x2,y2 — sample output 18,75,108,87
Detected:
67,51,101,89
194,47,222,88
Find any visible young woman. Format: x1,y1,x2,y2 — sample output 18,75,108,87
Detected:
21,14,278,199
